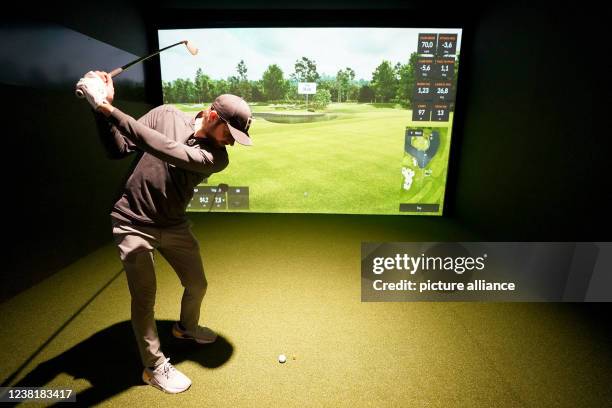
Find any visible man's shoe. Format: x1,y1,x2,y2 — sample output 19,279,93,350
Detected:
172,322,218,344
142,358,191,394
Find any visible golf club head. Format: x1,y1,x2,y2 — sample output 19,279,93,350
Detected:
184,40,199,55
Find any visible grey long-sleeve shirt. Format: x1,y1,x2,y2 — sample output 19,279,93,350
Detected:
95,104,229,226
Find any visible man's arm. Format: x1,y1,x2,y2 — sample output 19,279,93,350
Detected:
93,106,168,159
97,104,228,174
82,71,227,174
89,70,140,159
93,110,140,159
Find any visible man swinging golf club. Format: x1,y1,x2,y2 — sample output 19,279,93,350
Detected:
76,71,253,393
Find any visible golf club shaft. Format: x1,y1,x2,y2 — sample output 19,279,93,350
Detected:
207,184,228,212
75,40,193,98
109,40,187,78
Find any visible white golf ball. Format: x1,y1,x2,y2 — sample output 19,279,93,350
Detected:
278,354,287,363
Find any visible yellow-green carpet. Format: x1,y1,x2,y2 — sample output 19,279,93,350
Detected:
1,214,611,407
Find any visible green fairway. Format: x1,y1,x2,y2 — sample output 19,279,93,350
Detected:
175,103,454,215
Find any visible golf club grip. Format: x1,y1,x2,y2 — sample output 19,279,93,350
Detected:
75,68,119,98
109,67,123,78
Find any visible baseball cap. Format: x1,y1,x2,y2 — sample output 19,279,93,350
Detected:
211,94,253,146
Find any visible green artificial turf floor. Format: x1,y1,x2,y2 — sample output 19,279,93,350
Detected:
1,214,611,407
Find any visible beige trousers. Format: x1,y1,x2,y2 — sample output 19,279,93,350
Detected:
111,216,207,368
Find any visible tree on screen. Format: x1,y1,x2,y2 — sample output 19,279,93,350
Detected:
336,67,355,103
238,83,251,101
185,79,197,102
235,60,252,100
358,85,375,103
164,78,197,103
250,81,265,102
237,60,248,81
453,54,459,95
371,61,398,102
162,81,173,103
396,52,419,108
291,57,320,83
316,76,336,101
336,70,347,103
312,88,331,110
228,75,240,97
195,68,213,103
213,79,229,99
229,61,252,101
262,64,287,100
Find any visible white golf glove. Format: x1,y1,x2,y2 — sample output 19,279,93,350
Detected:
75,71,108,109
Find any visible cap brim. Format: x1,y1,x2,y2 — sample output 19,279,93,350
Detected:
228,124,253,146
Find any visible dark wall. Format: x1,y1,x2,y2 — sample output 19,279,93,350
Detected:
2,4,153,301
449,5,610,240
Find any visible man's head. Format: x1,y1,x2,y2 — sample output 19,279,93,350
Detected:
196,94,253,148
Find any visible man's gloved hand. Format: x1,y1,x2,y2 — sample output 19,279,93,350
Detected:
76,71,108,110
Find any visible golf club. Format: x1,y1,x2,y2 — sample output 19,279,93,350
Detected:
75,40,198,98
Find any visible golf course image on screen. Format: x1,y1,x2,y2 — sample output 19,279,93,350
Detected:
158,27,462,215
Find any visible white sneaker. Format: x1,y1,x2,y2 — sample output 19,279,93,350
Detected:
172,322,218,344
142,358,192,394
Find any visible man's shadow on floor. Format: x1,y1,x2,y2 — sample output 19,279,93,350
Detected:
8,320,233,406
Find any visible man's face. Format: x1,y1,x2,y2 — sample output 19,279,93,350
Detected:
208,120,235,147
197,110,235,147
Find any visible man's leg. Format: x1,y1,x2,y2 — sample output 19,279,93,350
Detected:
112,219,166,368
158,222,207,331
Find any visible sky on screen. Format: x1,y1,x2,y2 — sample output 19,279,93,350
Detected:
158,27,462,83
